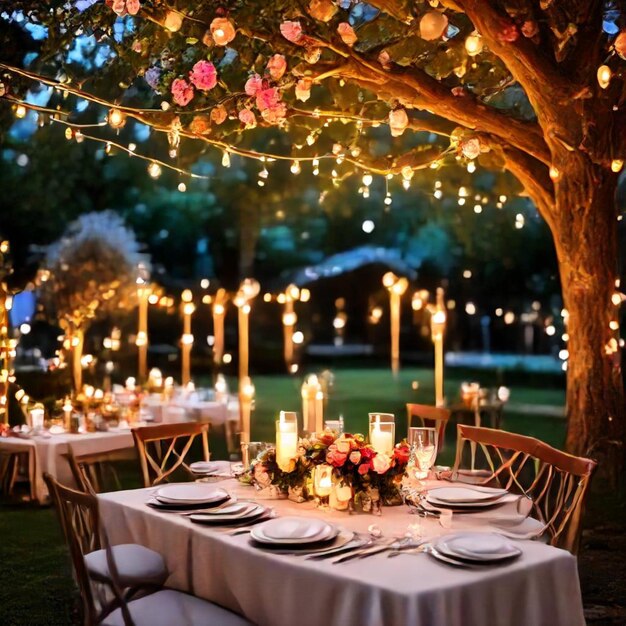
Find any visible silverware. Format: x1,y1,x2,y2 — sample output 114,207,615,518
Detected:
305,539,369,560
331,539,396,563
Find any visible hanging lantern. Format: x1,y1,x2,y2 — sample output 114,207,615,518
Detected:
465,33,483,56
420,11,449,41
597,65,612,89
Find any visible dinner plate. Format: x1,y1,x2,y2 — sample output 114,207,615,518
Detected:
189,504,268,525
261,517,329,541
435,532,522,562
428,486,508,503
190,462,221,474
146,495,232,511
251,529,354,553
426,493,513,510
251,519,337,545
155,484,228,504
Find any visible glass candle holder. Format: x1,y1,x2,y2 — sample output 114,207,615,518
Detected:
276,411,299,471
324,417,344,435
313,464,334,508
408,427,438,480
368,413,395,455
29,406,45,431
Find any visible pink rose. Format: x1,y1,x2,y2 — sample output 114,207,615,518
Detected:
497,22,519,43
189,115,210,134
337,22,357,47
171,78,194,106
255,87,280,112
372,452,391,474
126,0,140,15
460,136,481,160
521,20,538,39
261,102,287,124
349,450,361,464
111,0,126,15
280,21,303,43
326,444,348,467
238,108,256,128
245,74,263,96
266,54,287,81
295,78,313,102
336,437,351,454
189,60,217,91
210,17,236,46
308,0,337,22
378,50,391,69
358,462,370,475
210,104,227,125
389,108,408,137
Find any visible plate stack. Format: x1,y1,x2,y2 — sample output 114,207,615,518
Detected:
425,486,512,511
147,483,231,511
189,461,222,477
189,501,271,526
432,532,521,565
250,517,354,553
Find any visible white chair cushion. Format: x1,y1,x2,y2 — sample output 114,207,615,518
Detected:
102,589,254,626
85,544,168,587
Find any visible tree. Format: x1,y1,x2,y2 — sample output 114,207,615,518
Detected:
43,211,148,392
0,1,624,475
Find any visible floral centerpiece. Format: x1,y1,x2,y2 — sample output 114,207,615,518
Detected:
244,430,411,513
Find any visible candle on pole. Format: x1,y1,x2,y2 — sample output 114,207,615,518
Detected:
281,284,300,372
239,376,255,468
212,288,228,367
430,288,447,407
181,289,195,385
136,271,150,383
383,272,409,375
234,279,260,381
0,240,11,426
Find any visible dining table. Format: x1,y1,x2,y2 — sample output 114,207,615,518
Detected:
98,465,586,626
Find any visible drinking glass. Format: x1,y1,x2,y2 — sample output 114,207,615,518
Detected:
408,427,438,479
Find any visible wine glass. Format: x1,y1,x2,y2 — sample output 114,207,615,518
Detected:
408,427,438,480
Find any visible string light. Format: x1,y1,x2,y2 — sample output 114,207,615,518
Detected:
107,108,126,129
147,162,162,178
222,151,231,167
15,104,27,118
549,166,560,181
611,159,623,173
290,160,301,174
178,182,187,192
362,174,373,186
597,65,612,89
465,33,483,56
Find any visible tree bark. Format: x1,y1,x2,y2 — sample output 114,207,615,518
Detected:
552,156,624,480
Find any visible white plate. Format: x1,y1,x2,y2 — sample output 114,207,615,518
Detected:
251,519,337,545
427,493,511,509
436,532,521,562
261,517,328,541
155,484,228,503
189,504,267,524
190,462,220,473
428,486,508,503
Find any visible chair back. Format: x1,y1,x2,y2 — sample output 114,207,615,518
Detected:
66,445,131,494
43,473,101,625
452,425,597,553
406,404,451,451
132,422,210,487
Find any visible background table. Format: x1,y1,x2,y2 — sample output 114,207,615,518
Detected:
99,478,585,626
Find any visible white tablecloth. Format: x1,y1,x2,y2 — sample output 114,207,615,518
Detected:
99,477,585,626
0,431,133,502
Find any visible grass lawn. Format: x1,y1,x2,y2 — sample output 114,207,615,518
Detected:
0,366,567,625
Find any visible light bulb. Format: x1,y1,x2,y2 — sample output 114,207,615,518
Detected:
465,33,483,56
148,162,162,178
362,174,373,186
108,108,126,129
597,65,612,89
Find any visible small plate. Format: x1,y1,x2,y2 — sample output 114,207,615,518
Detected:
155,484,228,504
428,486,508,503
189,504,268,525
251,519,337,545
261,517,328,540
435,532,522,562
251,529,353,553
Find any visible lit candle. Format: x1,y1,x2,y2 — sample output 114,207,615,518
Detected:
212,289,228,367
369,415,394,455
181,289,195,385
215,373,228,403
125,377,136,392
239,377,255,467
136,278,150,382
29,405,45,431
63,397,73,431
315,389,324,434
276,411,298,471
282,284,299,372
430,287,447,408
383,273,408,375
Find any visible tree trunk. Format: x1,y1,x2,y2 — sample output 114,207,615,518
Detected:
72,328,84,395
553,157,625,480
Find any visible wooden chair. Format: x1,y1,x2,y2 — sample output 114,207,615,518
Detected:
132,422,210,487
452,425,597,553
43,473,252,626
406,404,451,452
66,446,136,494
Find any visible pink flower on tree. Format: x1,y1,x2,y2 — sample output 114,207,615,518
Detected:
497,22,519,43
261,102,287,125
337,22,357,47
210,17,236,46
210,104,227,125
171,78,194,106
266,54,287,81
189,60,217,91
238,108,257,128
109,0,140,16
245,74,264,96
521,20,539,38
460,136,481,160
255,87,280,112
295,78,313,102
389,108,409,137
280,21,303,43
